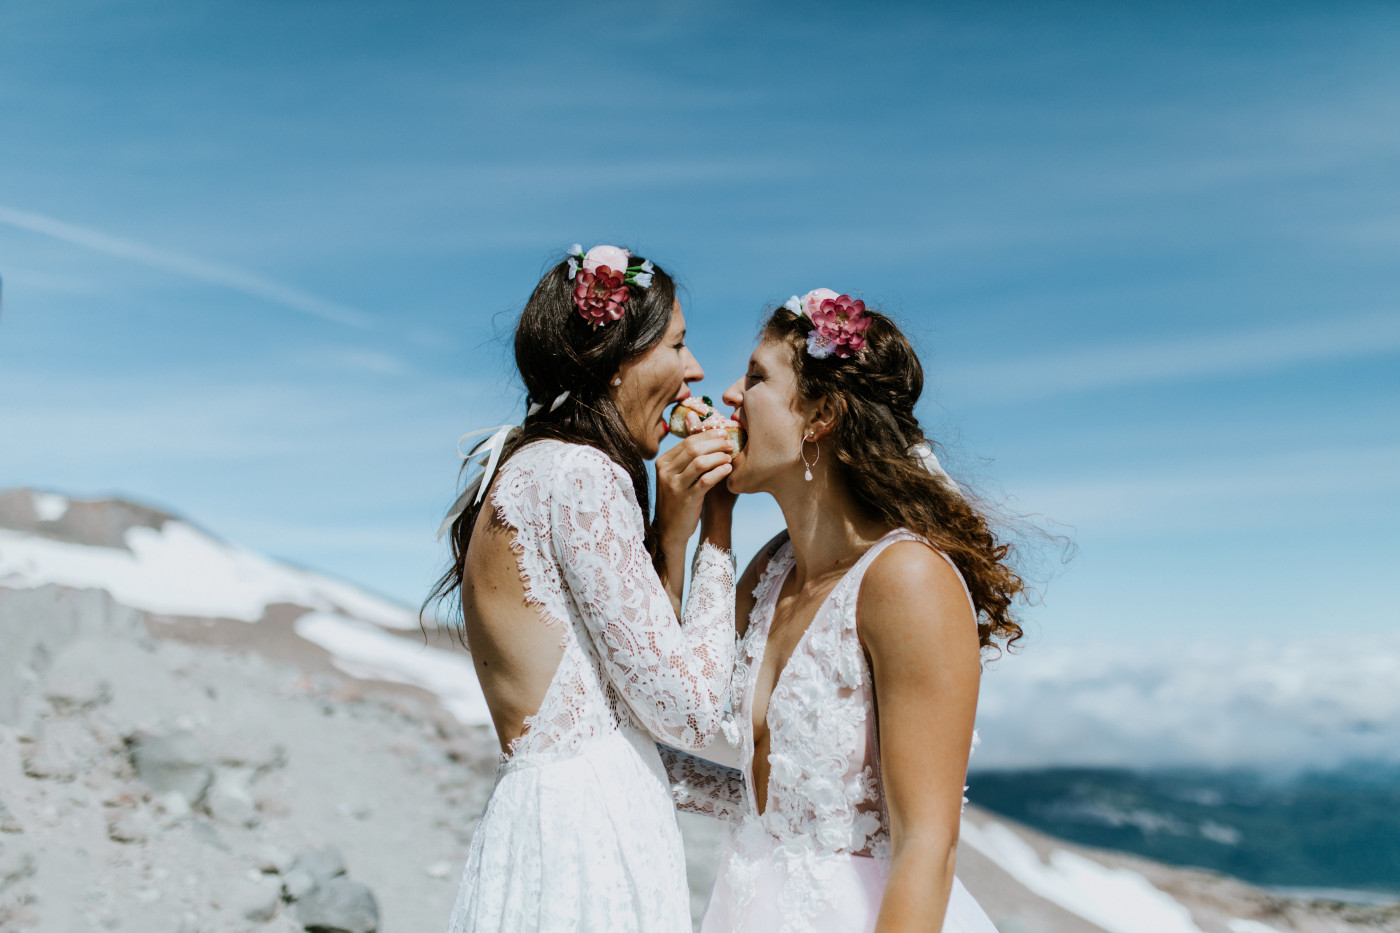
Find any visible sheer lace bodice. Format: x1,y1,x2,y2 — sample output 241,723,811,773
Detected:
447,439,736,933
677,528,981,933
490,439,735,759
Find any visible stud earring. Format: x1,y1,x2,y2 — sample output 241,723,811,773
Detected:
801,434,819,481
611,377,622,387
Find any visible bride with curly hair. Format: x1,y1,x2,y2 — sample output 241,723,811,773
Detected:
666,289,1018,932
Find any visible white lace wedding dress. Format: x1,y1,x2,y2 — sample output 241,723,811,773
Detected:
446,440,735,933
665,529,996,933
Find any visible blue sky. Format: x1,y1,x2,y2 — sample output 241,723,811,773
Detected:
2,0,1397,650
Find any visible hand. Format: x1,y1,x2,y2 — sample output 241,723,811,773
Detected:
654,426,734,553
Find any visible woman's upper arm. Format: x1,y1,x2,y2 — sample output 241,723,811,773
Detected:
859,541,982,851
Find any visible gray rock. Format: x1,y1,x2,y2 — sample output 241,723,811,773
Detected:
0,585,146,727
233,875,283,922
282,868,317,902
256,844,295,875
294,877,378,933
205,768,258,827
106,808,149,844
0,841,36,891
153,790,192,826
126,730,213,803
43,670,112,713
20,744,76,781
213,737,287,773
0,796,21,833
292,847,347,885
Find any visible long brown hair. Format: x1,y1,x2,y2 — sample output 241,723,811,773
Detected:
425,253,677,629
764,305,1025,653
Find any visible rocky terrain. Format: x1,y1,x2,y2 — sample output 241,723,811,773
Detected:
1,487,1396,933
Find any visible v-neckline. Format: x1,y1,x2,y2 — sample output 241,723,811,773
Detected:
745,531,894,816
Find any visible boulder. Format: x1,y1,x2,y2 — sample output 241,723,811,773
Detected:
43,670,111,714
233,875,283,923
126,730,213,803
294,877,379,933
205,768,258,827
292,847,347,885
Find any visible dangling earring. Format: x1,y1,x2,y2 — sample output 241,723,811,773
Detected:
611,377,622,387
801,433,819,482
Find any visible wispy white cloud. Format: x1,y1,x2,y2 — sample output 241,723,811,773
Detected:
1015,444,1400,535
0,203,374,328
975,635,1400,770
946,311,1400,404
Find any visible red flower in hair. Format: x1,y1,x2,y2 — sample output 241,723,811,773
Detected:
807,294,871,359
573,265,630,328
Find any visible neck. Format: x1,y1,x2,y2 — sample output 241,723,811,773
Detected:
768,461,890,585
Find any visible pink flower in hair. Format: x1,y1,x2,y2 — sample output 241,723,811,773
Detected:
573,265,630,328
583,245,631,276
805,293,871,359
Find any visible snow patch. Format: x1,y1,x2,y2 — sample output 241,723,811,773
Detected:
0,522,415,629
1227,921,1285,933
293,612,489,725
959,817,1206,933
31,492,70,522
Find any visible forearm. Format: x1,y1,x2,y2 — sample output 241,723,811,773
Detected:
874,837,958,933
698,496,732,553
656,535,687,618
658,495,732,617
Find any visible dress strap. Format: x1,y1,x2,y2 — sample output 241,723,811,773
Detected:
838,528,977,628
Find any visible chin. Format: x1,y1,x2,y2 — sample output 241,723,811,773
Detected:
725,462,754,495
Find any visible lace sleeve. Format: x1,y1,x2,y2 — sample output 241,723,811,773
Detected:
550,447,736,750
657,743,746,821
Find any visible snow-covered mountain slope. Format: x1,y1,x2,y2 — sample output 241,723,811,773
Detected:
0,488,415,628
0,487,488,725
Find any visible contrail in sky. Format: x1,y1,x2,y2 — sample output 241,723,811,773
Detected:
0,203,373,328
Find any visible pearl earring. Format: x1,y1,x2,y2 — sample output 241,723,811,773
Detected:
611,377,621,387
801,434,819,481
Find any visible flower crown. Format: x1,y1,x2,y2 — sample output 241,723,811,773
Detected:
567,244,654,328
783,288,871,359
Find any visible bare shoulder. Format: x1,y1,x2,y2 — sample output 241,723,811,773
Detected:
857,540,976,644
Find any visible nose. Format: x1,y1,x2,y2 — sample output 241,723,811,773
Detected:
721,377,743,410
682,347,704,384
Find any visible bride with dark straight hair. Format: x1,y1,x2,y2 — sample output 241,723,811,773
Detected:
669,290,1017,932
429,246,738,933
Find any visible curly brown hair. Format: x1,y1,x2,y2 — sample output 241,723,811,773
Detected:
764,305,1025,653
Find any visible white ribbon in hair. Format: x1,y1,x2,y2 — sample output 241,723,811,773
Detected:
436,391,570,540
910,441,960,495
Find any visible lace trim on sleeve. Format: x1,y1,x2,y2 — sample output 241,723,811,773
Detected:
657,744,746,822
550,446,736,750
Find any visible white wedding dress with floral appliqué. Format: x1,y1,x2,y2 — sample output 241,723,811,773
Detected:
446,440,735,933
665,529,996,933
